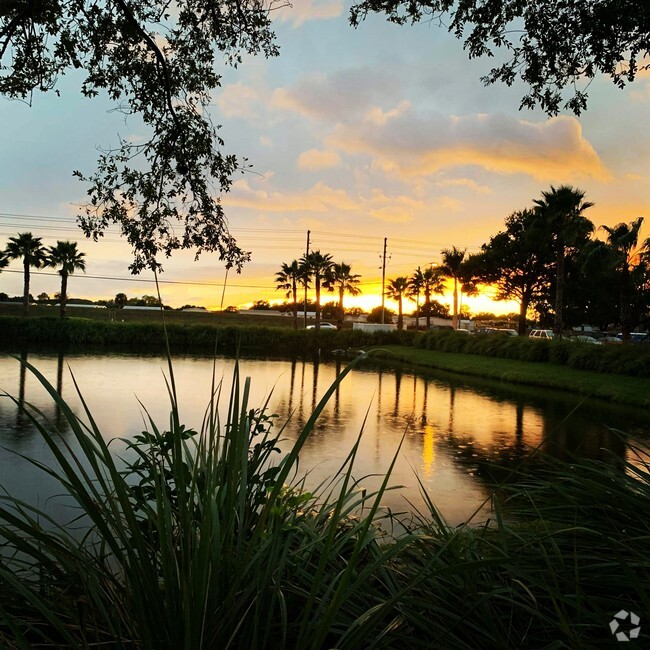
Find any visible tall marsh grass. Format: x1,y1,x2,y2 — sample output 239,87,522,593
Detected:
0,355,649,648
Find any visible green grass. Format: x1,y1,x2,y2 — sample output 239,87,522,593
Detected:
369,344,650,408
0,353,649,648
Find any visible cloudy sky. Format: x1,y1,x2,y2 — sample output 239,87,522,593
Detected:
1,0,649,313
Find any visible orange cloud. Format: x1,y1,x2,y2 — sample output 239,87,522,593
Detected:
328,111,610,182
224,180,426,224
273,0,343,27
297,148,341,170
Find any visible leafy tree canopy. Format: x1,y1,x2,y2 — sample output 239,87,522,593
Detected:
350,0,650,115
1,1,280,272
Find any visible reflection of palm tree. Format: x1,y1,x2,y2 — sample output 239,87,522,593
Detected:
601,217,649,342
533,185,594,336
440,246,467,329
301,250,333,330
47,241,86,319
327,262,361,329
386,276,409,330
5,233,47,315
275,260,302,330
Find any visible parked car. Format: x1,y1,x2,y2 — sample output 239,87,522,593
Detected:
568,335,602,345
529,329,554,340
306,322,337,330
617,332,649,344
599,335,622,344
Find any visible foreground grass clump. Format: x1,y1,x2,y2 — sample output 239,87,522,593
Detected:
0,357,649,648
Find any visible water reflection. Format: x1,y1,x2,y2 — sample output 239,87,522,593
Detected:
0,351,648,526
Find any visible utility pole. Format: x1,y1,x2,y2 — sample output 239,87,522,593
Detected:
380,237,387,324
303,229,310,329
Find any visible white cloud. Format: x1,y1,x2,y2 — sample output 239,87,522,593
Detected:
271,68,402,123
214,82,261,119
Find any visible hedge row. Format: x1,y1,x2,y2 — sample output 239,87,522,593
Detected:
414,329,650,377
0,317,415,356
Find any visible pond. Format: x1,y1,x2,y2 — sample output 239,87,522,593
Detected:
1,350,648,526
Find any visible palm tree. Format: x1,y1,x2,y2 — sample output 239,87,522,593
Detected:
275,260,302,329
440,246,467,329
386,276,409,330
601,217,649,342
534,185,594,336
5,233,47,315
408,267,424,330
47,241,87,319
421,265,445,330
300,250,333,329
327,262,361,329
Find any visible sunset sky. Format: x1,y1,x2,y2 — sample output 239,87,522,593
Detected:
1,1,649,315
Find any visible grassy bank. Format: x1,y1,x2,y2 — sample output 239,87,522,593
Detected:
0,356,648,648
369,344,650,408
2,314,650,408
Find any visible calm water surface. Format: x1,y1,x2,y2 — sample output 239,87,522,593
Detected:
1,350,648,526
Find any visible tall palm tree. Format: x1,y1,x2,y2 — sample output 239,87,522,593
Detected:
534,185,594,336
327,262,361,329
601,217,649,342
5,232,47,316
275,260,302,329
300,250,333,329
408,267,424,330
386,276,409,330
421,265,445,330
440,246,467,329
47,241,87,319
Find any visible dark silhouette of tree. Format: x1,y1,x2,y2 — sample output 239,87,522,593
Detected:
327,262,362,329
5,233,47,316
275,260,302,329
47,241,87,319
250,300,271,310
300,250,334,330
421,265,445,330
470,209,554,334
600,217,650,341
533,186,594,336
350,0,650,115
1,2,279,272
367,306,395,324
115,293,128,309
386,276,409,330
408,267,424,330
440,247,467,329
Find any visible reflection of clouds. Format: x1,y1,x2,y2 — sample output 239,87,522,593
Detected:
0,353,646,527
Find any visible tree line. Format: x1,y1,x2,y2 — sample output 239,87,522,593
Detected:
465,185,650,341
275,247,472,332
276,186,650,340
0,233,86,319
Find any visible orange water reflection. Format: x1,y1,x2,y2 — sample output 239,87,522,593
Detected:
0,352,648,526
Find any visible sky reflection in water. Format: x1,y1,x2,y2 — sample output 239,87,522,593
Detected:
0,351,648,527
